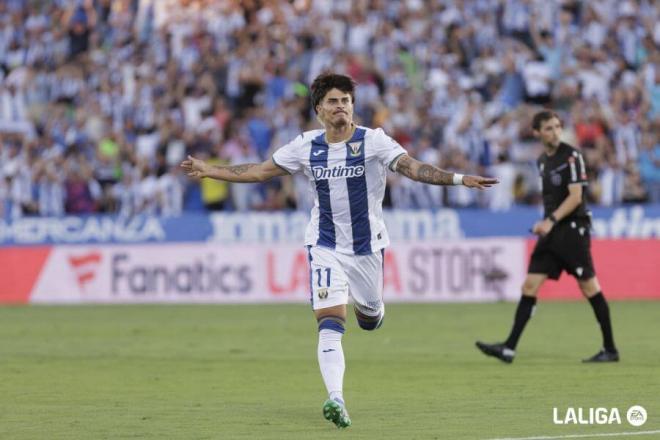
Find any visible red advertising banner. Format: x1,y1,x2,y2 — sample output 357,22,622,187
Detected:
528,239,660,300
0,246,52,304
0,239,657,304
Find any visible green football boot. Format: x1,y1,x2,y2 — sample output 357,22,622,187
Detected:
322,398,351,428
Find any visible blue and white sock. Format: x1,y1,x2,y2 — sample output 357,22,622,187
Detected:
317,316,345,403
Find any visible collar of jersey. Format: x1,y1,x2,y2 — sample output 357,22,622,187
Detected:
321,125,365,146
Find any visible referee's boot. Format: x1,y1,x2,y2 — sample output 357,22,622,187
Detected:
475,341,515,364
582,348,619,363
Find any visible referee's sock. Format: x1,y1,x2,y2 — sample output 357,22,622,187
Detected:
588,292,617,353
504,295,537,350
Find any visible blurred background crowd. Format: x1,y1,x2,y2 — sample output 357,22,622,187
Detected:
0,0,658,220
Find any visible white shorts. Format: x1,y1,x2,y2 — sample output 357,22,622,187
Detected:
307,245,384,317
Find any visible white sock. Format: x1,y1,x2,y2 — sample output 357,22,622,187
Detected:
318,328,345,402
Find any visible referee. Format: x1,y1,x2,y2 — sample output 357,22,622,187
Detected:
476,110,619,363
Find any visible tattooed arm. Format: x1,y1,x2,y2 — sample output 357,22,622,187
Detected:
395,155,499,189
395,154,454,185
181,156,288,183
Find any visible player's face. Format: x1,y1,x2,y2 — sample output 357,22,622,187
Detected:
317,88,353,128
535,117,562,148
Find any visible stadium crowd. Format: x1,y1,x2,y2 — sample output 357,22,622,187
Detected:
0,0,658,219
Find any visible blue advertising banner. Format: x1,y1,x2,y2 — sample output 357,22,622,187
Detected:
1,205,658,246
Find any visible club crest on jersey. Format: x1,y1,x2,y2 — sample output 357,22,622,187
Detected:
348,141,362,156
317,288,329,299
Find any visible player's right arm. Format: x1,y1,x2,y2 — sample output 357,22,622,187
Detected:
180,156,288,183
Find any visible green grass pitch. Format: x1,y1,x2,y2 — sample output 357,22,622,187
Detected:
1,302,658,439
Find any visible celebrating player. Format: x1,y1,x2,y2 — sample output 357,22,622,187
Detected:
182,72,498,428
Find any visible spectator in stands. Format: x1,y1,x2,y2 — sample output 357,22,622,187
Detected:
65,0,96,60
64,162,100,214
488,152,517,212
638,131,660,203
198,151,229,211
228,136,262,212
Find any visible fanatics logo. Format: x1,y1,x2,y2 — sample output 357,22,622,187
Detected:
68,252,102,292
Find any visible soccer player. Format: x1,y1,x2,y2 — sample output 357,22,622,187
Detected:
181,73,498,428
475,110,619,364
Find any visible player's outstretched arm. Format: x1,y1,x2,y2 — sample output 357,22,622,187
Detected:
395,155,498,189
180,155,288,183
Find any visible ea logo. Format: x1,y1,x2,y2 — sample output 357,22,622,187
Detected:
626,405,647,427
317,288,329,299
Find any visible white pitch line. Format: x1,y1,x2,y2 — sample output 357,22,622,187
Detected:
486,430,660,440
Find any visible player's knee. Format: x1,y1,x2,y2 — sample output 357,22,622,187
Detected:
522,280,540,296
357,318,383,331
578,277,600,297
357,319,379,331
355,311,384,331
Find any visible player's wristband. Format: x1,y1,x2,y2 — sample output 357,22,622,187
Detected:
452,173,464,185
548,214,558,224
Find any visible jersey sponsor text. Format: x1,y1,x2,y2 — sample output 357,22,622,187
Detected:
312,165,366,181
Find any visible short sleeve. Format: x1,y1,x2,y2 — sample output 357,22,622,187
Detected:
569,150,588,184
272,135,304,174
371,128,408,172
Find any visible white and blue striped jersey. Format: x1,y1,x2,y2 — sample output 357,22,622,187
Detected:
272,126,407,255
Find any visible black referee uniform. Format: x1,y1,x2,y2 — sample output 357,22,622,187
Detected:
529,142,594,280
476,138,618,363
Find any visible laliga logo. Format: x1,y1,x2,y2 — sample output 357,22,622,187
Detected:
68,251,103,292
553,405,647,426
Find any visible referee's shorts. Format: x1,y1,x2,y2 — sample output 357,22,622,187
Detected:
528,218,595,280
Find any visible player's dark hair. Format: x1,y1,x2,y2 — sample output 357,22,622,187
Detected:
532,110,561,130
310,73,356,114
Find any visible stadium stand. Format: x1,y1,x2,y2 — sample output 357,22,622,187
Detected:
0,0,658,219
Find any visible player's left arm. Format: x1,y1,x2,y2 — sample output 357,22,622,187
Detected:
532,183,583,236
394,155,498,189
